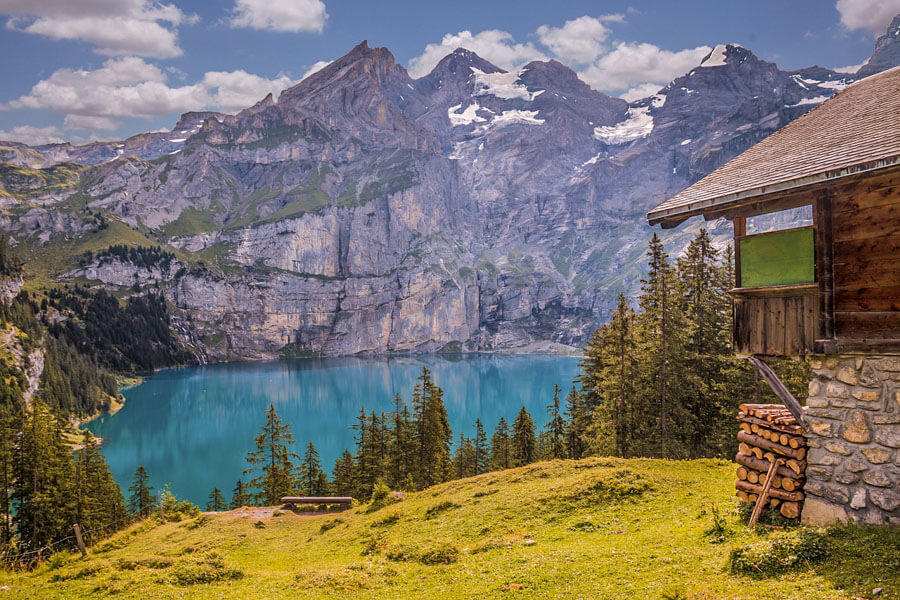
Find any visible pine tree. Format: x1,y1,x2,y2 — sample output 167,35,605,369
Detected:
511,407,537,467
75,430,125,539
452,433,475,479
229,479,249,509
473,419,489,475
206,487,227,511
490,417,511,470
412,368,452,489
633,234,690,458
582,294,637,456
544,385,567,459
299,442,328,495
564,387,590,459
331,450,356,496
677,229,733,457
12,402,79,550
387,394,415,488
0,409,13,544
243,403,299,506
128,465,154,518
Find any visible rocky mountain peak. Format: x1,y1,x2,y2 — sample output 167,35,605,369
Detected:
858,13,900,77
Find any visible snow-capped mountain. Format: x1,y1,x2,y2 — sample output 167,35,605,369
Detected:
0,19,896,359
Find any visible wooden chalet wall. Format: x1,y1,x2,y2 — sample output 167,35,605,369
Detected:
822,166,900,349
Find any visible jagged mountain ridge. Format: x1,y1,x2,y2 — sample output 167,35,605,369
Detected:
0,20,897,359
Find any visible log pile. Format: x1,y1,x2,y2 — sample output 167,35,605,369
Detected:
735,403,807,520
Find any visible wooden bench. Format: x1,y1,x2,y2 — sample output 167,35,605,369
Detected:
280,496,353,511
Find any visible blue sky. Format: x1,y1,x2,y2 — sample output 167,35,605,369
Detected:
0,0,897,145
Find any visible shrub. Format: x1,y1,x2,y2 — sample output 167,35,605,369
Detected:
372,513,400,528
424,501,460,519
728,529,829,577
320,518,344,534
160,485,201,522
385,540,459,565
169,554,243,586
45,552,70,570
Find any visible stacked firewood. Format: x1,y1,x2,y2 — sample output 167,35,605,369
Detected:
734,403,807,520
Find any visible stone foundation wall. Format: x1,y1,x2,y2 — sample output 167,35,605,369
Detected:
802,355,899,525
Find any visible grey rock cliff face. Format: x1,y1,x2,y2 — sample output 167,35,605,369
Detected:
1,23,898,360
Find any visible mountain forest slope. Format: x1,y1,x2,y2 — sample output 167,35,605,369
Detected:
1,457,896,600
1,17,898,360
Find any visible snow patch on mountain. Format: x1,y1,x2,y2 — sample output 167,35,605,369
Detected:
448,103,487,126
485,110,545,129
787,95,830,107
700,44,731,67
471,68,540,101
593,106,654,145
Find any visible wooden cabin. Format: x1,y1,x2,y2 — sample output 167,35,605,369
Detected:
648,66,899,525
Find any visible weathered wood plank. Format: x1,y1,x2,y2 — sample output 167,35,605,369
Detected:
835,311,900,338
834,285,900,312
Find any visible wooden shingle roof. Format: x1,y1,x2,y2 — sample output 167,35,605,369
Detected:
648,66,900,226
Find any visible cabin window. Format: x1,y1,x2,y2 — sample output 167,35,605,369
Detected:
739,226,815,288
746,205,812,234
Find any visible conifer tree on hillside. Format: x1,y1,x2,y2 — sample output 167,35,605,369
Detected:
511,407,537,467
299,442,329,495
387,393,415,488
677,230,733,457
206,487,227,512
331,450,356,496
564,386,590,459
473,419,489,475
244,403,299,506
412,368,452,489
230,479,250,509
452,433,475,479
12,402,79,549
490,417,511,470
583,294,637,456
544,385,567,459
635,233,690,458
74,430,125,537
0,409,13,544
128,465,154,518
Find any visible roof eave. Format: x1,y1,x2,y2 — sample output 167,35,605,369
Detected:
647,154,900,226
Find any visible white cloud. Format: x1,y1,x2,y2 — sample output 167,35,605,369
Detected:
836,0,900,34
0,124,65,145
3,57,296,122
63,115,120,131
407,30,547,78
230,0,327,33
579,42,711,93
619,82,663,102
536,15,622,64
301,60,332,80
200,70,295,111
832,62,866,73
0,0,193,58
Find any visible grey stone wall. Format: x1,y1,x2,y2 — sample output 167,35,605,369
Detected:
801,355,899,525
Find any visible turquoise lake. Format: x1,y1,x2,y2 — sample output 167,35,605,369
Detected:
87,354,581,505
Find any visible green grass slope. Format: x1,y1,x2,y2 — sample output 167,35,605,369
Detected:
2,458,897,599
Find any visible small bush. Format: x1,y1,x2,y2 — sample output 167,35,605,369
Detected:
45,552,70,571
184,514,211,530
367,479,400,512
702,504,734,544
160,484,201,522
728,529,829,577
425,501,460,519
169,554,243,586
372,512,400,528
320,518,344,534
419,542,459,565
385,540,459,565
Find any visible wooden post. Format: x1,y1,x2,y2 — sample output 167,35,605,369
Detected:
158,490,164,522
813,192,834,341
748,458,782,528
72,523,87,557
733,216,746,288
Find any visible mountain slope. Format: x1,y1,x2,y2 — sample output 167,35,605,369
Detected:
0,21,897,359
1,457,895,599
